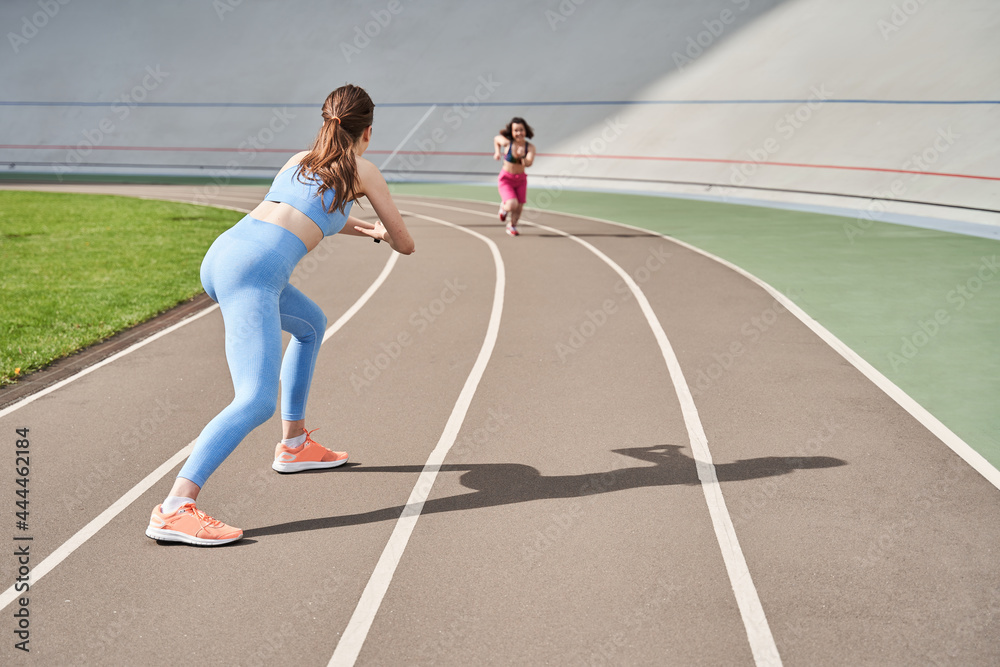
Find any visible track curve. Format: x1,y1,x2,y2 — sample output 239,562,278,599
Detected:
0,185,998,666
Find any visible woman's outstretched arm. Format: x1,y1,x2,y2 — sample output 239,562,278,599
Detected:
493,134,507,160
339,215,376,237
352,157,416,255
523,142,536,167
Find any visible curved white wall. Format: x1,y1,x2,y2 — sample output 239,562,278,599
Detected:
540,0,1000,216
1,0,997,215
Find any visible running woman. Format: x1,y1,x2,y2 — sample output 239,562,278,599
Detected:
146,84,415,546
493,117,535,236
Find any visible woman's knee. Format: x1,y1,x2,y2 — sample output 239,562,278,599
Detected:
234,390,278,427
280,291,327,341
295,309,326,343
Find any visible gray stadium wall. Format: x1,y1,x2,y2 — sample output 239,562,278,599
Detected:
2,0,997,217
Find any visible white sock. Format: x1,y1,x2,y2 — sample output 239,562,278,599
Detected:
162,496,196,514
281,433,307,448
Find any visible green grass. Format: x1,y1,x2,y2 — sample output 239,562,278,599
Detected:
0,191,241,385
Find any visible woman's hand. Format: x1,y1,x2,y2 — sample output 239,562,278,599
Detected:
354,219,393,245
347,218,376,235
493,135,507,161
341,216,406,251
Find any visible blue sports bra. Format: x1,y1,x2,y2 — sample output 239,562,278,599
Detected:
264,165,353,237
504,140,528,164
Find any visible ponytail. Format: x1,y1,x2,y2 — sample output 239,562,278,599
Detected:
298,84,375,214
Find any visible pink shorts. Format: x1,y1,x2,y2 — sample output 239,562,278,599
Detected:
498,171,527,204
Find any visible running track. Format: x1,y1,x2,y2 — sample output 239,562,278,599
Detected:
1,185,999,665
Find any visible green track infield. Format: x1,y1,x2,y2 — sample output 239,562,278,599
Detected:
390,183,1000,470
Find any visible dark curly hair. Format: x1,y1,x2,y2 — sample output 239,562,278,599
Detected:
499,117,534,141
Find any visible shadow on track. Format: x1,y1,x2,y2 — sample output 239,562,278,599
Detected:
246,445,845,538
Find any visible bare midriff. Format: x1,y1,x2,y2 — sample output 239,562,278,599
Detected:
501,162,526,175
249,201,324,252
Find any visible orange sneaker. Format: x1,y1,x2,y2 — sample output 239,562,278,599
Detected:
272,428,349,473
145,503,243,546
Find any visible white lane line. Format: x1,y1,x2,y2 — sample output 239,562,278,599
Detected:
400,196,1000,491
0,444,194,611
0,305,220,420
324,251,399,342
378,105,438,171
328,211,504,667
631,232,1000,491
397,200,782,666
525,219,781,667
652,233,1000,491
0,251,399,611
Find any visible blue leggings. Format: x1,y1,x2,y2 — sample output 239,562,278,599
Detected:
178,216,326,488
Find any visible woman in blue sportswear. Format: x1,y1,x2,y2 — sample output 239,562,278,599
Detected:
145,84,415,546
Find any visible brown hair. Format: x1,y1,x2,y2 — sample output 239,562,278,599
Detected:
298,84,375,213
500,117,534,141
